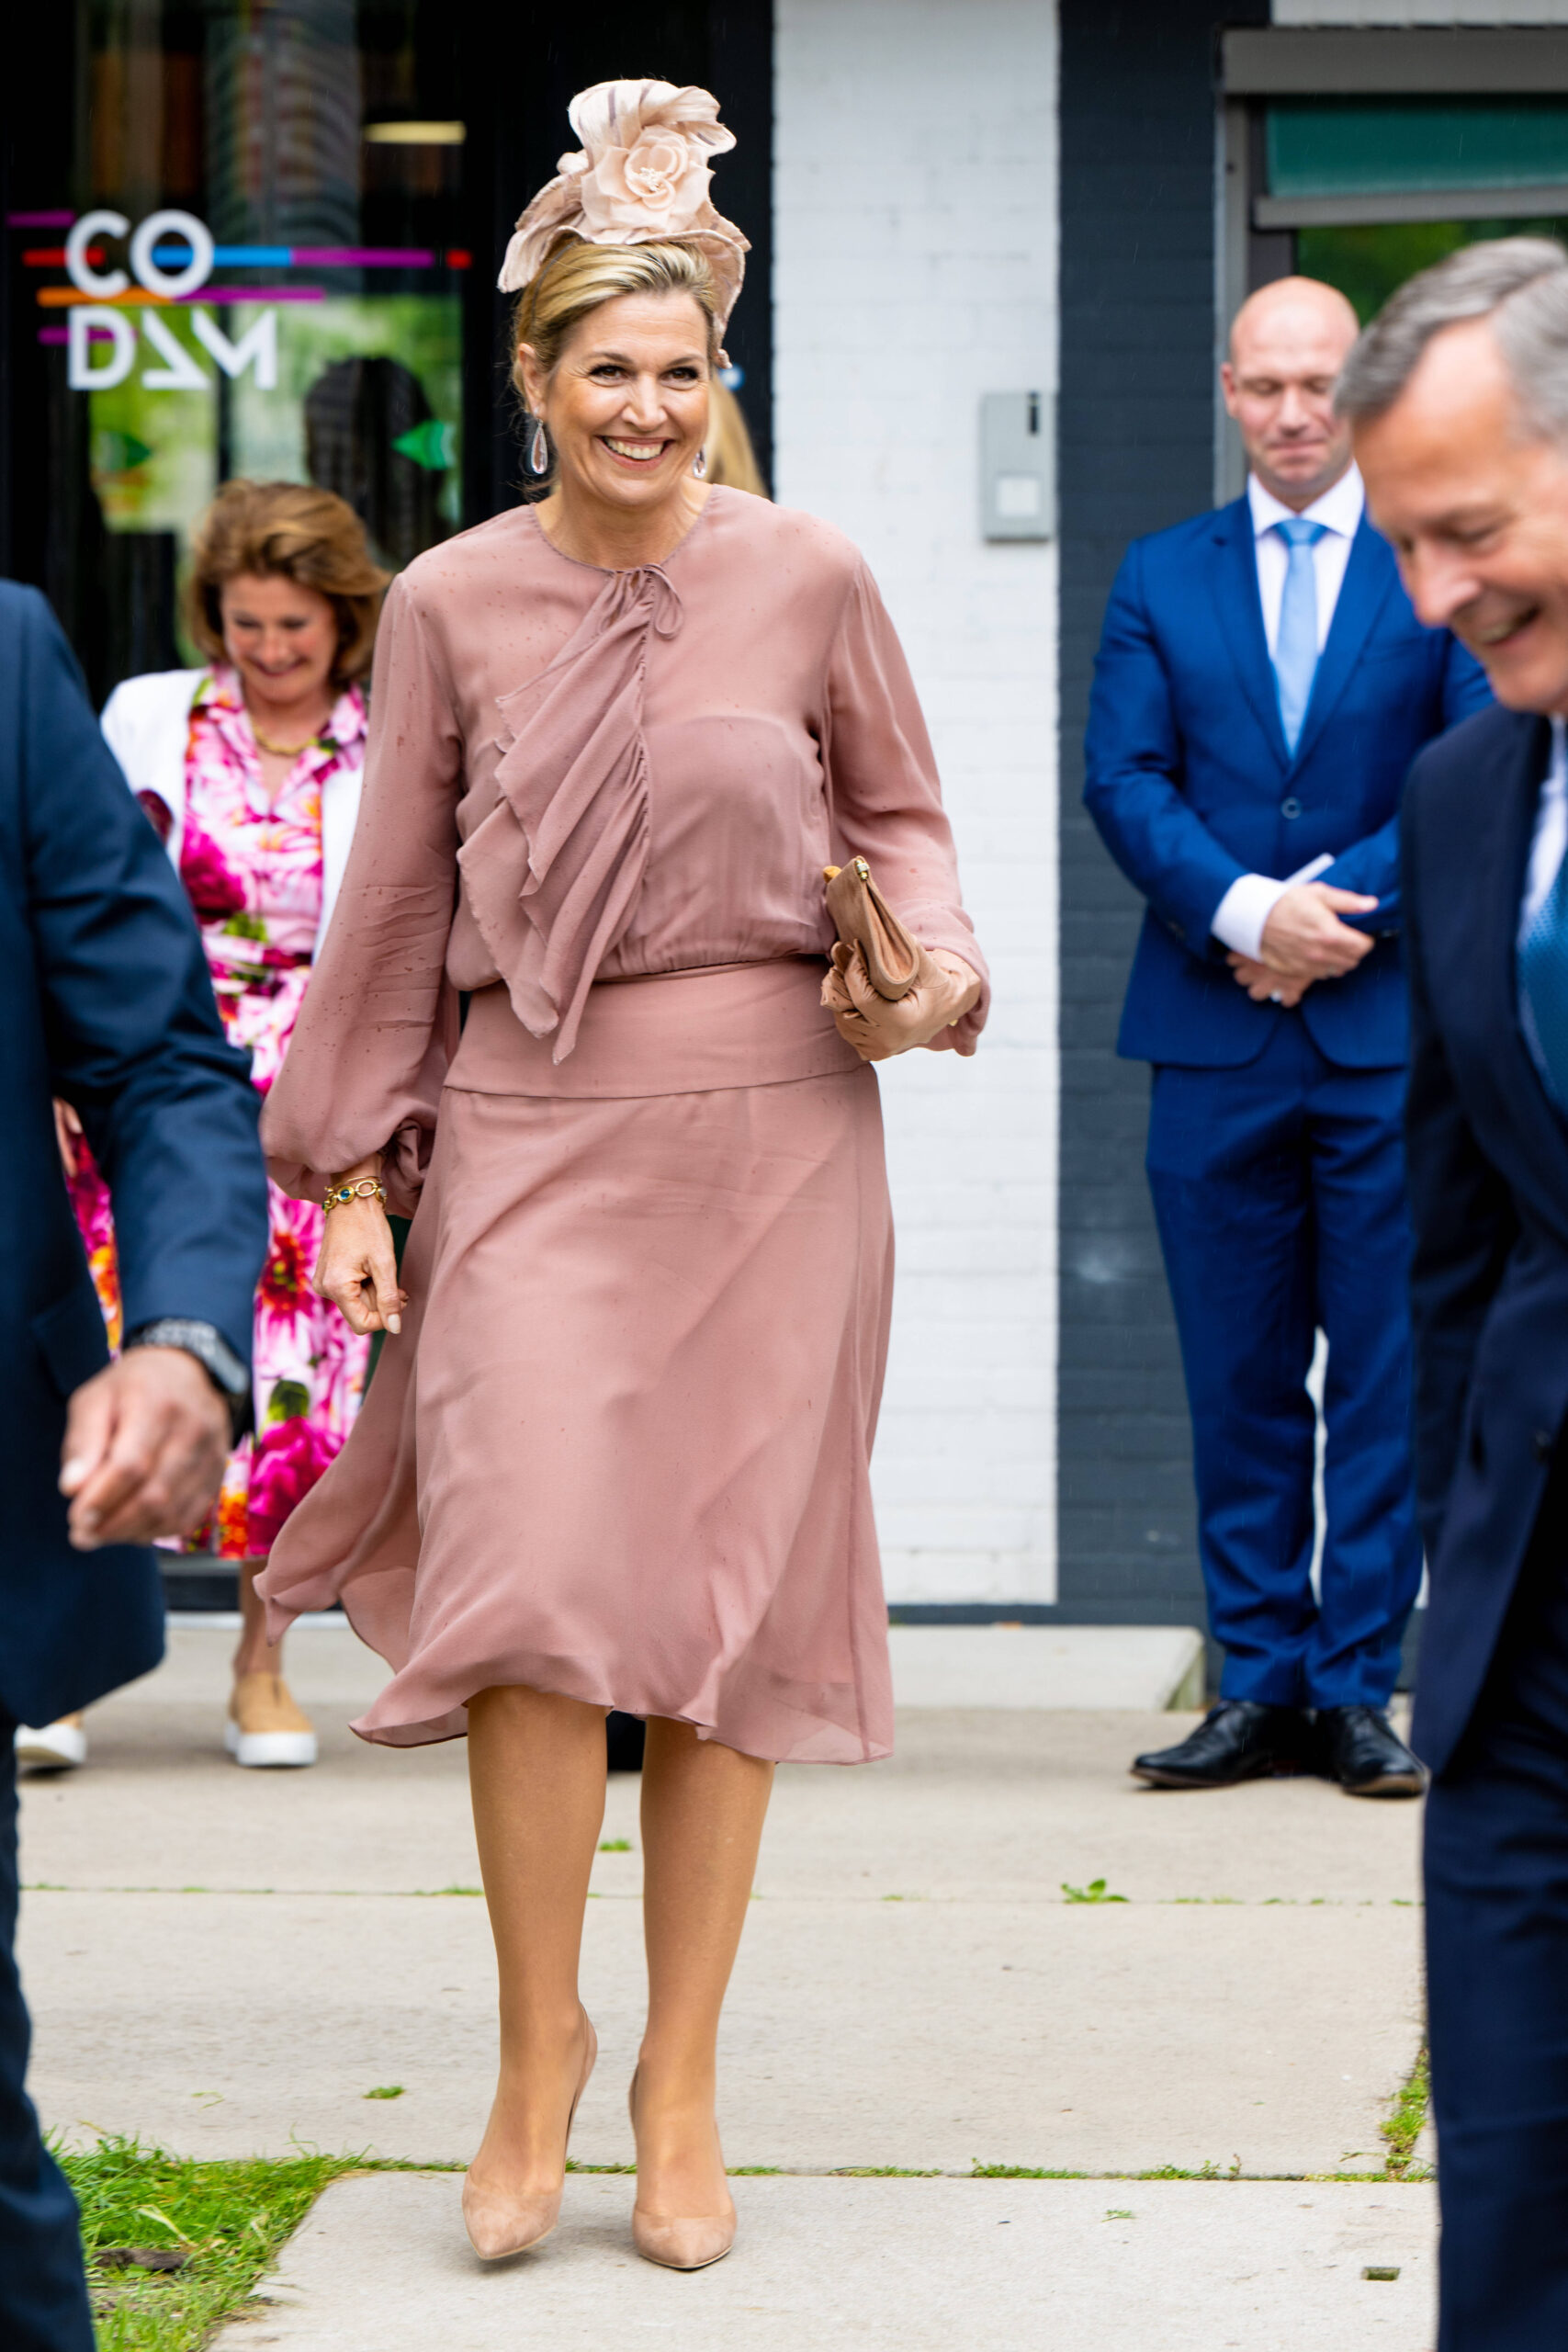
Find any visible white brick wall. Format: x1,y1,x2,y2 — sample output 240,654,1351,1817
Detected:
774,0,1059,1603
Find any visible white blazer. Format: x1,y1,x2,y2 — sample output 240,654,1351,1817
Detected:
99,669,364,957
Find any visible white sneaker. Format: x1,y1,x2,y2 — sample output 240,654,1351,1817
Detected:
225,1673,318,1769
15,1715,87,1771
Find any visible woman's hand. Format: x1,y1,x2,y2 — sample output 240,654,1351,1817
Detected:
312,1158,406,1337
821,945,982,1062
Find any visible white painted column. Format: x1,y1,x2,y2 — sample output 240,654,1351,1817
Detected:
774,0,1060,1603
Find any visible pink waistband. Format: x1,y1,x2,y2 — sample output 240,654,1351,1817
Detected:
446,959,864,1100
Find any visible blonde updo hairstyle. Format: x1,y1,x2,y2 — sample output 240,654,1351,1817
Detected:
185,479,389,686
512,239,722,482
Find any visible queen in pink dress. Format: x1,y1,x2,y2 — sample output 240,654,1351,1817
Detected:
257,83,987,2274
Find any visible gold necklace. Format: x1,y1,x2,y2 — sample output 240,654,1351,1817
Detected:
250,717,326,758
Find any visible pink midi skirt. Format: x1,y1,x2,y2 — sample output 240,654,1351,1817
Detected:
256,960,897,1765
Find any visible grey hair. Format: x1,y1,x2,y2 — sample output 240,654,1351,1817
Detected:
1335,236,1568,442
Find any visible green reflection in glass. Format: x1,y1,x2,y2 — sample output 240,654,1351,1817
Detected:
1298,218,1568,325
229,295,462,544
86,294,461,660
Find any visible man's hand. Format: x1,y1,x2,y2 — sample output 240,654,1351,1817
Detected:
60,1349,231,1551
1227,955,1311,1006
1258,882,1379,981
822,945,982,1061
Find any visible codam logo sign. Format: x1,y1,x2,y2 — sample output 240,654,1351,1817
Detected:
66,209,276,392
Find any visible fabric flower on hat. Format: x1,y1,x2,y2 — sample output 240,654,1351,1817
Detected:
497,79,749,347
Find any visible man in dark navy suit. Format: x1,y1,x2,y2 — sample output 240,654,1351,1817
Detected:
1346,236,1568,2352
0,582,266,2350
1085,278,1490,1795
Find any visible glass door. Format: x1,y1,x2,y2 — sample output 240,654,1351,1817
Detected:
6,0,468,698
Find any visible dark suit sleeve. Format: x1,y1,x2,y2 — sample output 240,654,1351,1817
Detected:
19,593,268,1365
1083,540,1248,958
1317,812,1402,930
1318,635,1494,934
1403,763,1517,1552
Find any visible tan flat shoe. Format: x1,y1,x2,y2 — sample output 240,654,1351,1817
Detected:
627,2069,737,2271
226,1674,317,1769
463,2011,597,2262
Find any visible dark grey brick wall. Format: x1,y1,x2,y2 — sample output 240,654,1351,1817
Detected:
1056,5,1267,1625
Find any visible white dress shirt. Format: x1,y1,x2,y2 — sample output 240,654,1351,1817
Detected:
1519,717,1568,940
1210,464,1367,961
1518,717,1568,1084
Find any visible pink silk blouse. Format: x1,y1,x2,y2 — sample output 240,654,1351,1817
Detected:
262,485,988,1211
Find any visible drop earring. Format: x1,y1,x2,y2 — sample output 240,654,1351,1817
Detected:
692,447,707,480
528,419,548,476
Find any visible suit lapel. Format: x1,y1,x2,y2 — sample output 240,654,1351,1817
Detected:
1474,714,1568,1222
1288,518,1397,774
1207,500,1289,774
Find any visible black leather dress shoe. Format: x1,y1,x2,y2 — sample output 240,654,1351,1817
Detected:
1131,1700,1314,1790
1314,1706,1427,1798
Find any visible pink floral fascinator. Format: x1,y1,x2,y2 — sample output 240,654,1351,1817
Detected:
497,80,749,352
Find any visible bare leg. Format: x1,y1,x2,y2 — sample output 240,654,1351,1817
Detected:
635,1719,774,2220
466,1686,606,2196
233,1558,284,1677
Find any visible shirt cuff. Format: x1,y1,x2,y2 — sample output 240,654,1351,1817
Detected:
1210,874,1292,961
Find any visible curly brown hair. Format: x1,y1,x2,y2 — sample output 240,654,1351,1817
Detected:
184,480,389,685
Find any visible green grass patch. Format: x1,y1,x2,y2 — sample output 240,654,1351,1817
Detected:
362,2086,404,2100
62,2135,357,2352
598,1838,633,1853
1381,2045,1430,2179
969,2163,1086,2179
1061,1879,1127,1905
829,2165,942,2177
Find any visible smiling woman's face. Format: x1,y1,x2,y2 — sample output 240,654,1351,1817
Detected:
521,289,711,520
219,572,339,712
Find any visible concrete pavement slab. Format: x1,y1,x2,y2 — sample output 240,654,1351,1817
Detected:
21,1888,1418,2173
21,1629,1423,1905
209,2173,1438,2352
886,1623,1205,1707
20,1628,482,1899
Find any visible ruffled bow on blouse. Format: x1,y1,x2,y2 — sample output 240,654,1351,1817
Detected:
461,563,683,1060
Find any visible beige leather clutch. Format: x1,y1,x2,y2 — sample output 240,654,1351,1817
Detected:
822,859,931,1001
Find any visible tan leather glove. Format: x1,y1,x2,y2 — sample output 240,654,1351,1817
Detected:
821,943,982,1061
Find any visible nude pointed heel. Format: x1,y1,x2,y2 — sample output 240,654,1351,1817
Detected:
627,2069,737,2272
462,2012,597,2261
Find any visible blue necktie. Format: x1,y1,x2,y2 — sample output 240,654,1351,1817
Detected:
1521,745,1568,1107
1272,517,1327,757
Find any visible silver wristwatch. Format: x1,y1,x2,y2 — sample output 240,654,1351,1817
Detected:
124,1318,251,1439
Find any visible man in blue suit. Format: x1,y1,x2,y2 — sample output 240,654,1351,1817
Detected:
1347,235,1568,2352
1085,277,1490,1794
0,582,266,2350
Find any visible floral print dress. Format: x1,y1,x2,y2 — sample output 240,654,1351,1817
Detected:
70,667,371,1559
